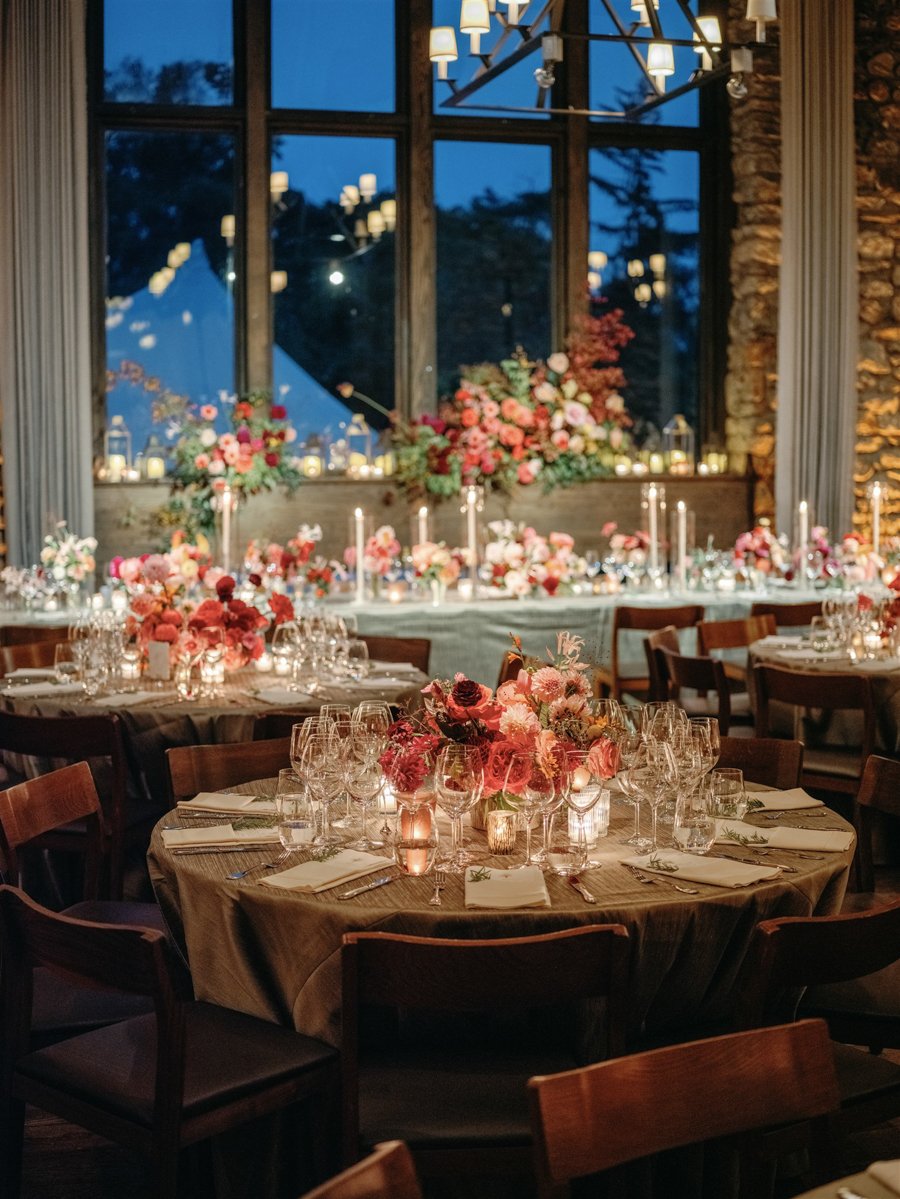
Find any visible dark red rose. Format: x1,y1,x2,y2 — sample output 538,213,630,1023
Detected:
215,575,235,601
270,404,287,420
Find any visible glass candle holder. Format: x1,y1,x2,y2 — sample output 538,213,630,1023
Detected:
486,809,517,854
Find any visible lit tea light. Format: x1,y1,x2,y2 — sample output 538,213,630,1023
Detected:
254,652,273,672
486,809,517,854
111,590,129,613
386,581,407,604
378,784,398,814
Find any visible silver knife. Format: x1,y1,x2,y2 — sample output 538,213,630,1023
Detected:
171,842,279,856
337,874,398,900
569,877,597,904
713,852,797,874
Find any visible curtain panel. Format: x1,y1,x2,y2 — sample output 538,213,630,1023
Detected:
775,0,857,538
0,0,94,566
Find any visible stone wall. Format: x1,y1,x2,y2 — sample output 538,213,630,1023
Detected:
725,0,900,536
853,0,900,542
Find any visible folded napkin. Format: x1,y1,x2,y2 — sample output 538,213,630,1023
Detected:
621,850,780,889
714,819,854,853
854,657,900,673
5,667,56,680
868,1160,900,1195
91,690,159,708
745,787,824,812
178,791,276,815
355,675,416,689
254,686,312,706
260,849,393,893
0,681,84,699
370,661,421,676
774,648,847,663
161,824,278,849
464,865,550,909
754,634,803,648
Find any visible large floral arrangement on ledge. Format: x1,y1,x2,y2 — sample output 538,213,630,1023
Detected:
243,524,323,583
379,632,620,800
157,391,302,536
40,522,97,586
391,311,634,500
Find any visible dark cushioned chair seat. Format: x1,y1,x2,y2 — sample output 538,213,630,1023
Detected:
359,1047,578,1149
832,1042,900,1106
17,1002,337,1126
63,899,168,934
801,961,900,1026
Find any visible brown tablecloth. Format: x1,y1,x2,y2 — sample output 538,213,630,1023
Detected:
148,781,852,1048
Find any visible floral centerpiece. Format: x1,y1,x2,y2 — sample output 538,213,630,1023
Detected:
837,534,882,585
40,522,97,592
185,575,268,670
483,521,586,598
158,391,302,536
344,525,401,578
391,313,634,501
733,522,789,578
305,557,344,598
601,521,651,568
380,632,619,817
410,541,464,585
243,524,323,584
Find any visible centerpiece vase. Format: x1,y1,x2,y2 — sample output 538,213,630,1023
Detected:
213,483,241,576
429,578,446,607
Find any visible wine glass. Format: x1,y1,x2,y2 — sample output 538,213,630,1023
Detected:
351,700,391,739
346,639,370,681
561,748,607,868
643,740,678,853
434,744,484,872
321,705,354,828
689,717,720,777
270,622,299,677
344,740,386,851
616,730,650,852
301,733,344,845
504,750,556,869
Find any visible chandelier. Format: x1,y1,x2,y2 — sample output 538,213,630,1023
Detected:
429,0,777,119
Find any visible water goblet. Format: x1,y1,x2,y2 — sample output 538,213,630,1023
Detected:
434,744,484,872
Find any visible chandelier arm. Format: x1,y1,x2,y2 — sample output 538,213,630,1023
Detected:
439,0,556,109
624,60,732,118
675,0,719,62
598,0,661,96
643,0,666,41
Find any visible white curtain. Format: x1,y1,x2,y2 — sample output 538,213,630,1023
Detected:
0,0,94,566
775,0,857,537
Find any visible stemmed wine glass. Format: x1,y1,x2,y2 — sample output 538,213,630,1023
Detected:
301,732,344,845
434,744,484,872
319,704,354,828
344,731,386,850
290,718,333,844
562,748,606,868
504,750,556,869
640,740,678,854
616,730,650,853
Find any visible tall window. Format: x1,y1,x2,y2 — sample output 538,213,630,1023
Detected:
93,0,725,450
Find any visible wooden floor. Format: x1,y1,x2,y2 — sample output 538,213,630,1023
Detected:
19,870,900,1199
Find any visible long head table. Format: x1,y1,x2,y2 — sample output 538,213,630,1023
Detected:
148,776,852,1050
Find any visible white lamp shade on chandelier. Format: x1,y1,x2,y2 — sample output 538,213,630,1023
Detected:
647,42,675,87
746,0,777,41
460,0,491,55
429,25,458,78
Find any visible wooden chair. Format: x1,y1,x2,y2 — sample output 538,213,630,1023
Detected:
749,600,823,628
642,625,679,702
594,604,704,702
0,625,71,648
753,665,876,801
851,754,900,894
253,712,312,741
717,736,804,790
660,647,752,736
697,614,777,686
165,736,291,805
528,1020,839,1199
300,1141,422,1199
0,884,338,1199
0,710,150,900
340,926,629,1181
497,649,542,690
358,636,430,675
790,898,900,1058
0,762,166,1045
740,902,900,1142
0,640,67,675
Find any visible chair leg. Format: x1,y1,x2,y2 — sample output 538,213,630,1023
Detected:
0,1095,25,1199
152,1145,181,1199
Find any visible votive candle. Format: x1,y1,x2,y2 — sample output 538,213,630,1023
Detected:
486,809,517,854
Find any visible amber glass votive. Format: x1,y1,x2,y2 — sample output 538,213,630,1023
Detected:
486,809,517,855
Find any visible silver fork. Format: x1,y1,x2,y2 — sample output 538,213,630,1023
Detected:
429,869,447,906
227,847,293,881
627,864,699,895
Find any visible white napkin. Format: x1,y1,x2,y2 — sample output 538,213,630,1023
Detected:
854,657,900,673
464,865,550,909
0,681,84,698
621,851,781,889
260,849,393,893
370,661,421,676
161,824,279,849
355,675,416,689
714,819,854,853
745,788,824,812
754,634,803,648
4,667,56,680
868,1160,900,1195
254,686,312,706
774,648,847,663
178,791,276,815
91,690,159,708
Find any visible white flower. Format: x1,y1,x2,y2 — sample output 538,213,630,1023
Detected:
569,434,585,454
562,379,579,400
609,427,623,449
550,411,565,432
200,427,218,448
533,381,557,404
502,569,532,598
607,392,625,412
547,351,569,374
563,401,590,427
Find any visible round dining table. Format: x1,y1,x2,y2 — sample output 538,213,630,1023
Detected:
792,1169,897,1198
148,779,854,1049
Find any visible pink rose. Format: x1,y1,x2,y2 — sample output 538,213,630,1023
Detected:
200,404,218,421
587,737,620,779
194,453,210,470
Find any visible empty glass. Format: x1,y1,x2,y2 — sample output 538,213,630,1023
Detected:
673,782,717,855
709,767,747,819
434,744,484,872
275,768,316,851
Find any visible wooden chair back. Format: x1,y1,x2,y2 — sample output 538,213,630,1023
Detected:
749,601,823,628
300,1141,422,1199
0,763,104,901
642,626,680,702
697,615,776,653
0,641,67,675
753,665,876,789
528,1020,839,1198
661,647,733,734
497,651,542,689
740,899,900,1029
718,736,803,790
253,712,310,741
598,604,704,702
341,926,629,1165
359,636,430,674
165,736,291,805
0,625,71,649
0,711,128,898
854,754,900,892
